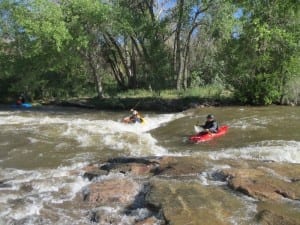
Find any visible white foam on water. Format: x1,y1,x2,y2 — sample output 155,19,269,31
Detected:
0,168,42,187
128,208,153,221
1,111,184,157
102,132,168,156
259,167,291,182
11,201,43,220
229,116,271,130
58,113,184,156
59,119,170,156
0,141,9,146
0,114,70,126
198,164,231,186
54,142,70,150
283,197,300,209
0,110,17,116
229,195,258,225
209,140,300,164
0,162,91,221
27,137,40,143
139,112,185,131
90,206,159,225
198,172,210,186
0,115,37,125
0,111,183,131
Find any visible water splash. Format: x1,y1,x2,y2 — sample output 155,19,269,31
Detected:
0,112,183,157
209,140,300,164
0,163,91,222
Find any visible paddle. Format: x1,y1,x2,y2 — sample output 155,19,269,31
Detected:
194,125,212,135
194,125,204,133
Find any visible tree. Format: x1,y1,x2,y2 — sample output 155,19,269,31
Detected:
164,0,236,90
223,0,300,105
0,0,74,99
101,0,171,92
61,0,111,98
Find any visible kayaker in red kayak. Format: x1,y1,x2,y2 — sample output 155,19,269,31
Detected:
195,114,219,134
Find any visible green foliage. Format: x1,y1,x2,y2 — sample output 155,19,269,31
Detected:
232,73,281,105
222,0,300,105
0,0,298,105
285,76,300,105
14,0,71,52
188,1,237,87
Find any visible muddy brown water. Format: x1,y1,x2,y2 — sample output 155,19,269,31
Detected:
0,105,299,224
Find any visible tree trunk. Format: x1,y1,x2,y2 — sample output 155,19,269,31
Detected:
175,0,184,90
105,33,132,82
87,51,104,98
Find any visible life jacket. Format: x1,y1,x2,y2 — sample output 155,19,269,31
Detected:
130,114,144,123
203,120,218,132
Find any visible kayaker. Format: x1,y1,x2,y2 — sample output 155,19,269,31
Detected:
123,109,143,123
16,94,25,105
16,97,22,105
16,95,25,105
197,114,218,133
20,94,25,103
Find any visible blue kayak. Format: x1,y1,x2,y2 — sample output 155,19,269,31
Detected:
11,103,32,108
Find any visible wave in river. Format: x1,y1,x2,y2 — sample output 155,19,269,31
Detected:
0,111,184,157
208,140,300,164
0,162,90,224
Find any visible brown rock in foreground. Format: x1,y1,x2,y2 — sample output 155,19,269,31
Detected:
77,157,300,225
221,164,300,201
145,179,248,225
85,156,208,178
153,156,207,177
134,217,160,225
84,178,140,207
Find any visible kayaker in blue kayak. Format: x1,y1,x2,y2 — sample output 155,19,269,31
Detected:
16,94,25,105
195,114,219,134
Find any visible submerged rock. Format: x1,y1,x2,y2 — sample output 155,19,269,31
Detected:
83,178,140,207
256,201,300,225
145,179,248,225
256,209,300,225
0,179,12,188
134,216,161,225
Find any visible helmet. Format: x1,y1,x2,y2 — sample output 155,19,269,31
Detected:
132,110,138,115
207,114,214,119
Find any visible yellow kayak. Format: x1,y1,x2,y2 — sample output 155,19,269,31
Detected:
122,117,146,125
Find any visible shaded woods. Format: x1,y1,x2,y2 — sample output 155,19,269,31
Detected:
0,0,299,105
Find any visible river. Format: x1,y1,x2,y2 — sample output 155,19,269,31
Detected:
0,105,299,225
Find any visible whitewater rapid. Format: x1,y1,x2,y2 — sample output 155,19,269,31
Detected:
0,106,299,224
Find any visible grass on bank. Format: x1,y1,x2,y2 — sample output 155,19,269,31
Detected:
84,85,235,111
113,85,233,100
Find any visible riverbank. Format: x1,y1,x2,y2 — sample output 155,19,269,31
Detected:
43,96,238,112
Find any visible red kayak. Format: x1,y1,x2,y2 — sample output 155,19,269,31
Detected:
189,125,229,143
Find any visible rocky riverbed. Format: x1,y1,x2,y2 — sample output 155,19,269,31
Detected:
72,156,300,225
